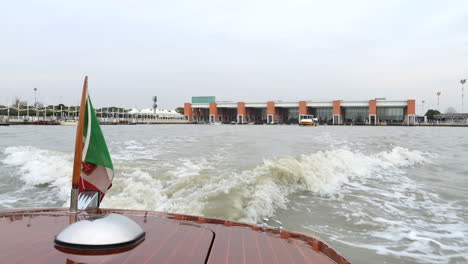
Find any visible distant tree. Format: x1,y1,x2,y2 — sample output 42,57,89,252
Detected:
100,106,128,113
445,107,457,114
424,109,441,119
175,107,184,114
14,97,28,106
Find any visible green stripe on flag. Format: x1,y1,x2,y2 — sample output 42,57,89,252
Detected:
83,97,113,169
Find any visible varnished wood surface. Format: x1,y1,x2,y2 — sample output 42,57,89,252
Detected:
72,76,88,188
0,208,350,264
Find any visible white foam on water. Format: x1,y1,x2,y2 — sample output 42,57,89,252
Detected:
235,146,433,222
101,157,221,216
101,169,169,210
101,146,434,224
297,148,467,264
343,197,468,264
2,146,72,202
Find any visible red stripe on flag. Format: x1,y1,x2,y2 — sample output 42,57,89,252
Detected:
79,177,112,203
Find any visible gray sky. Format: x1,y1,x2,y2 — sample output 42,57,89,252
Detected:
1,0,467,113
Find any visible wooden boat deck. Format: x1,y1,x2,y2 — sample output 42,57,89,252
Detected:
0,208,349,264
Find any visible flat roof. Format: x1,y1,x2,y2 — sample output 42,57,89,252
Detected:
189,100,411,108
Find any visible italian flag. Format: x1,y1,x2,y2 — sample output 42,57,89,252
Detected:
79,93,114,202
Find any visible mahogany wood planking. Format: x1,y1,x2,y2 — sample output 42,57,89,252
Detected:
0,208,350,264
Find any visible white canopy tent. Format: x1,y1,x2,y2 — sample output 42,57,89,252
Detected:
127,108,184,119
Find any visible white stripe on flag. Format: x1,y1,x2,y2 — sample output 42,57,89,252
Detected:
106,167,114,182
80,165,112,193
82,94,92,162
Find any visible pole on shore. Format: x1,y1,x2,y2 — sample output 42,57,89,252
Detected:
34,88,37,107
461,79,466,113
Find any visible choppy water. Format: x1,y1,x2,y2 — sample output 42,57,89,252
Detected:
0,125,467,263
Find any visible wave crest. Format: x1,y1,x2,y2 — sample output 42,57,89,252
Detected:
2,146,72,201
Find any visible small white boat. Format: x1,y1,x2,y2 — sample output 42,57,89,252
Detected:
299,115,319,126
59,120,78,126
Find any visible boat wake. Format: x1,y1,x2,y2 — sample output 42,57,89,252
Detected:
2,145,431,222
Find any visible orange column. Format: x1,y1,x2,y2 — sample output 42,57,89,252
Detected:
299,101,307,115
209,102,218,121
184,103,193,121
406,99,416,125
267,101,275,115
369,100,377,115
332,100,342,125
267,101,275,123
333,100,341,115
407,100,416,115
368,100,377,125
237,102,246,122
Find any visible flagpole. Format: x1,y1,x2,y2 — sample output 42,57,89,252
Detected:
70,75,88,213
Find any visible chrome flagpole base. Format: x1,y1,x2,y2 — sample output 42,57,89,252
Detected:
78,190,100,210
69,188,79,213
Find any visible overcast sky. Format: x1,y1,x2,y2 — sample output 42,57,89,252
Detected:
1,0,467,113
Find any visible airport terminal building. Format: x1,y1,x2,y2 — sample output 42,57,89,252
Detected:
184,97,416,125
